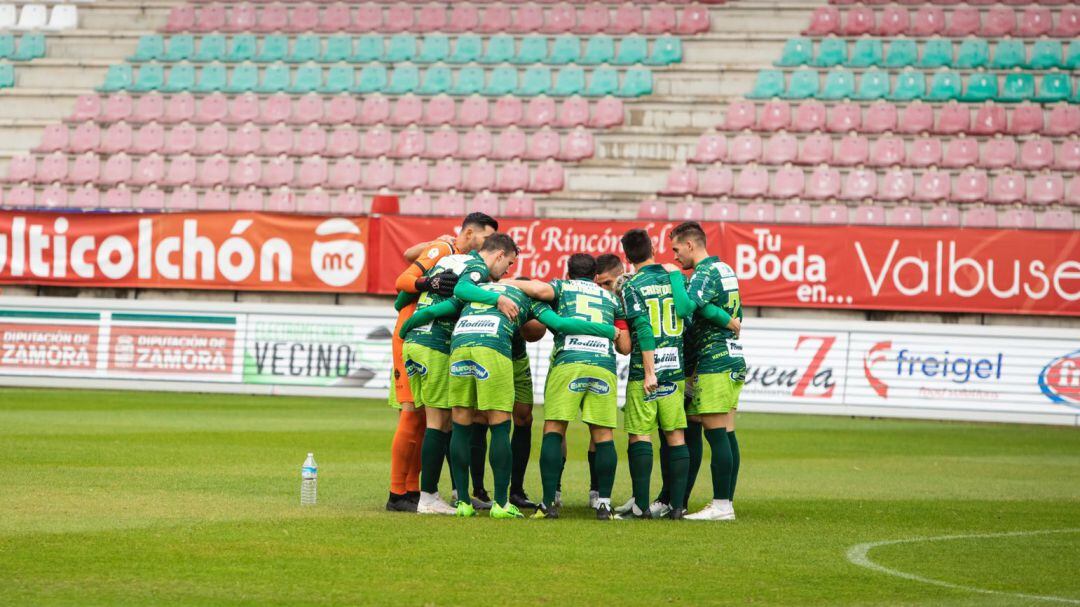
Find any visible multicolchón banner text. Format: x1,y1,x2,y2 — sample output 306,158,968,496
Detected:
0,212,1078,316
1,297,1077,426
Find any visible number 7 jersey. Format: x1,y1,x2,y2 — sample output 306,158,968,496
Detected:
621,264,685,384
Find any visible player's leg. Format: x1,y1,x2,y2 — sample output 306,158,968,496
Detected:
658,380,690,520
686,371,743,521
447,346,481,516
533,362,584,518
587,437,599,508
622,379,658,518
407,343,455,515
388,329,423,511
404,404,426,497
727,412,740,504
509,356,536,509
469,410,491,508
537,420,568,517
684,376,704,510
652,438,671,517
580,367,619,520
472,347,522,519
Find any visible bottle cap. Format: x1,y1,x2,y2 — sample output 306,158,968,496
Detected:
307,453,314,457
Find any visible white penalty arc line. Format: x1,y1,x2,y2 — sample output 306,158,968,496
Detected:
846,528,1080,605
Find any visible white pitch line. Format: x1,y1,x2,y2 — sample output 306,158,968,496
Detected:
846,528,1080,605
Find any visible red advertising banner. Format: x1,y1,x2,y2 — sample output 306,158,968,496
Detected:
0,212,369,292
109,326,236,376
0,321,99,371
2,211,1077,316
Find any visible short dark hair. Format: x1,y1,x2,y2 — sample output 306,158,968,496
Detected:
480,232,519,255
595,253,624,275
566,253,596,281
462,212,498,232
671,221,707,247
621,229,653,265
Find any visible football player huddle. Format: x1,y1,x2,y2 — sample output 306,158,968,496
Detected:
385,213,745,521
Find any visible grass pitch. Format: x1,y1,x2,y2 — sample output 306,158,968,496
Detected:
1,387,1078,606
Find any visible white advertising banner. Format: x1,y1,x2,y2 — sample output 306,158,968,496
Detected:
0,296,1077,426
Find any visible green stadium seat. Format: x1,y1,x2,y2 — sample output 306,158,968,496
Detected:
482,35,515,64
320,64,353,93
819,68,855,100
618,68,652,97
354,36,384,63
11,32,44,61
0,34,13,59
287,35,321,64
193,62,226,92
553,65,585,96
518,66,552,96
417,34,449,64
0,63,13,88
646,36,681,66
961,72,998,103
918,38,953,68
613,36,647,66
288,64,323,93
484,65,517,96
1028,40,1063,70
1067,41,1080,70
163,34,195,62
322,35,353,63
849,38,883,68
515,36,549,65
746,69,785,99
999,72,1034,103
549,35,580,65
812,37,846,68
355,64,387,93
854,67,889,100
257,63,291,93
386,34,417,63
883,39,917,68
98,64,134,92
162,62,195,92
927,70,962,101
255,35,289,63
991,39,1026,70
130,35,164,62
451,65,485,95
225,63,259,93
225,35,257,63
192,35,225,63
955,39,989,69
889,70,925,101
1035,72,1072,103
585,66,618,97
418,65,451,94
581,35,614,65
448,34,482,64
386,65,419,94
782,69,819,99
775,37,812,67
132,63,165,91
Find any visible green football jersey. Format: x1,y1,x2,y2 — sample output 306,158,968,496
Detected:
622,264,685,383
548,279,622,374
687,256,746,375
404,251,490,354
450,284,543,359
511,331,528,361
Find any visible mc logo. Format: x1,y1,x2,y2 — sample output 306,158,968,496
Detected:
568,377,611,395
404,359,427,377
450,360,490,380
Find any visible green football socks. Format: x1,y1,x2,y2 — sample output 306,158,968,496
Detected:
469,422,487,494
685,421,703,509
594,440,617,500
449,422,473,502
667,444,690,511
587,448,598,492
510,422,531,495
728,430,740,501
539,432,563,507
656,438,671,504
705,428,733,500
628,441,653,513
420,428,450,494
488,420,512,506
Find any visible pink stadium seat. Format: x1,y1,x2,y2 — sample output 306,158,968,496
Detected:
843,5,875,35
908,137,942,168
530,159,564,192
876,4,909,36
425,95,456,126
1028,173,1064,206
68,153,101,186
935,102,970,135
729,133,762,164
261,123,293,156
491,96,525,128
287,3,323,33
610,4,643,34
317,3,351,33
492,127,527,160
495,159,529,192
962,206,998,228
363,157,394,189
289,95,325,126
331,190,365,215
1057,140,1080,171
6,185,34,208
523,97,557,128
503,193,535,218
662,163,697,195
261,93,294,125
803,6,840,35
195,154,229,187
825,101,860,133
100,153,133,186
899,101,934,135
215,122,250,156
835,133,869,166
162,153,196,186
70,121,101,154
69,94,101,122
131,154,164,186
1067,176,1080,207
542,2,576,34
803,165,841,200
637,197,668,219
168,186,198,211
400,190,432,215
510,3,544,33
394,157,429,190
758,100,791,132
446,3,479,33
869,135,905,168
989,171,1025,205
361,126,393,158
390,95,423,127
349,4,382,34
34,124,68,154
100,122,133,154
296,156,330,189
925,205,961,228
1000,208,1036,229
233,188,264,211
724,100,755,131
102,186,132,210
461,127,493,159
942,5,976,36
255,3,289,33
733,165,768,198
560,127,594,161
671,200,704,221
769,166,805,199
456,96,489,127
200,189,230,211
163,93,196,124
851,203,886,226
971,104,1007,136
1038,210,1075,230
526,128,560,160
644,4,676,34
697,165,733,197
942,137,979,169
358,95,391,126
878,168,914,202
556,96,589,128
295,124,327,157
260,155,296,188
463,159,496,192
1019,138,1054,170
394,126,426,159
435,190,467,216
225,2,257,33
981,6,1015,37
39,185,69,210
841,168,877,200
195,4,227,33
863,103,898,135
887,205,923,226
6,154,36,183
813,203,848,225
425,127,458,159
777,202,811,224
477,4,511,34
763,132,798,165
430,158,462,190
135,187,166,210
470,191,500,216
953,168,989,203
740,201,775,222
704,201,739,222
575,3,609,35
692,132,727,164
326,127,360,157
162,5,195,32
1051,6,1080,37
677,4,709,34
327,156,361,189
36,152,68,184
980,136,1017,170
326,95,357,124
1009,104,1044,136
194,93,228,125
590,97,624,128
266,188,296,213
914,168,950,202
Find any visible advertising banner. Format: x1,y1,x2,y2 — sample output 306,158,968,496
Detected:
0,297,1077,426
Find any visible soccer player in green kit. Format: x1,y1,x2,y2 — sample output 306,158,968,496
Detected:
504,253,631,520
669,221,745,521
401,236,617,518
618,229,695,520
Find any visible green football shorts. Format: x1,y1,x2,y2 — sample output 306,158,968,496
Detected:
513,355,534,406
448,345,515,412
689,370,744,416
402,342,450,409
543,363,618,428
624,379,687,436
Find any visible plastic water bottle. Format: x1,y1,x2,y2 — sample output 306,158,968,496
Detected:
301,453,317,506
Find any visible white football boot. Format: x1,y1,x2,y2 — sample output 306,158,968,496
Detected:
685,499,735,521
416,491,457,515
